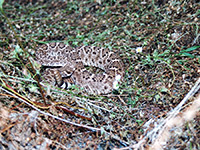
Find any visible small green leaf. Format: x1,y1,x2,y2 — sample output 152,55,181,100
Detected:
180,53,195,58
160,87,168,93
0,0,4,11
180,46,200,53
158,50,170,57
15,45,23,53
177,60,183,65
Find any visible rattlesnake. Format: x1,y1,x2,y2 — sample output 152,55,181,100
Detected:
35,42,124,94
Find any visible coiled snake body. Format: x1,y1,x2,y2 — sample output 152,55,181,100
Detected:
35,42,124,94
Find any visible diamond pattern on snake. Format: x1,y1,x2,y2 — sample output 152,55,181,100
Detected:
35,42,124,94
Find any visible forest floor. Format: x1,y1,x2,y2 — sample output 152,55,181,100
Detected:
0,0,199,149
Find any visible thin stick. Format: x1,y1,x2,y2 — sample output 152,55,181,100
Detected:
0,86,101,131
115,77,200,150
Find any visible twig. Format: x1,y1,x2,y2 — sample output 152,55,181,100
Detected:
0,86,101,131
115,77,200,150
150,94,200,149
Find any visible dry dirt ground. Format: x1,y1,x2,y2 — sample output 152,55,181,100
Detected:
0,0,200,149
